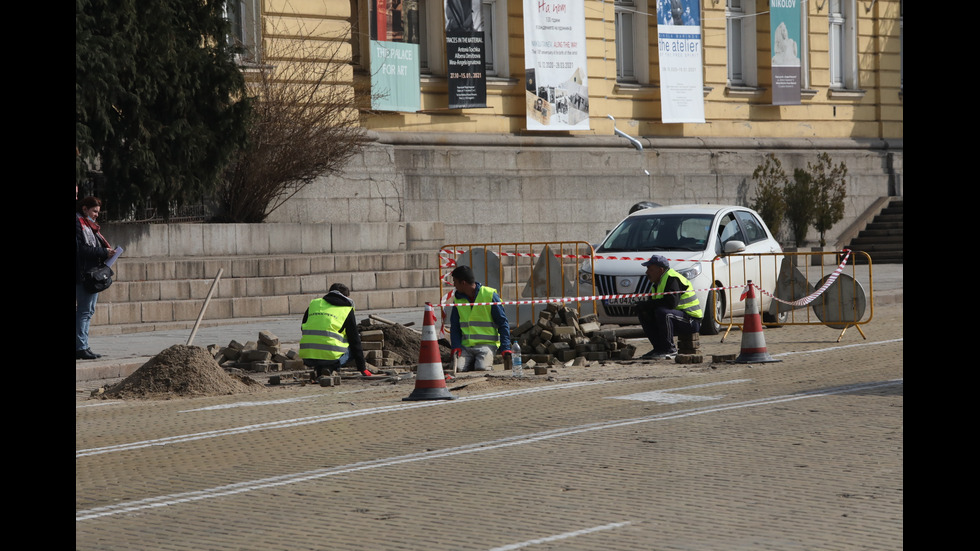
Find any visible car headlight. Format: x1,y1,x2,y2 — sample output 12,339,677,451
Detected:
678,263,703,280
579,271,593,285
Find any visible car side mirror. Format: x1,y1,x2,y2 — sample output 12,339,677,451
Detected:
723,240,746,254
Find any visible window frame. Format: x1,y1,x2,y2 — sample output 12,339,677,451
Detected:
725,0,757,87
828,0,857,90
614,0,649,84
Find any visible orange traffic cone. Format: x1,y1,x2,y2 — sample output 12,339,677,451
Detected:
403,303,457,401
734,281,781,364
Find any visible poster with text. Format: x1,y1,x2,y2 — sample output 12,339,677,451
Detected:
445,0,487,109
370,0,421,112
522,0,590,131
656,0,705,123
769,0,802,105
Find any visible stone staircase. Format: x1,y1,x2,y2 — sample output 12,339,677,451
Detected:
92,250,446,336
90,221,449,336
847,198,903,264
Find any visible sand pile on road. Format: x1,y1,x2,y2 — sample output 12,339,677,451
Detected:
102,344,260,400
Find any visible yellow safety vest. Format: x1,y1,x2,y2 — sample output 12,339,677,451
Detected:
455,285,501,348
298,299,352,361
655,269,703,319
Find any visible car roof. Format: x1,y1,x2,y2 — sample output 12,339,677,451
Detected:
625,204,740,218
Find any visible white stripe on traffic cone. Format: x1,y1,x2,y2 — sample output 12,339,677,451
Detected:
403,303,456,401
734,281,781,364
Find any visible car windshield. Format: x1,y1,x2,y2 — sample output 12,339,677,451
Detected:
597,213,713,252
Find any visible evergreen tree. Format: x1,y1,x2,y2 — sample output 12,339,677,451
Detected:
76,0,249,219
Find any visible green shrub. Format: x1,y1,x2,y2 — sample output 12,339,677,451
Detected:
750,154,788,241
809,153,848,247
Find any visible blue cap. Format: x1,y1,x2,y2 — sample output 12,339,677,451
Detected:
641,254,669,268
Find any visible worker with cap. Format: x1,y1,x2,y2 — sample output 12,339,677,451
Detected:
449,265,512,371
635,254,703,359
298,283,374,381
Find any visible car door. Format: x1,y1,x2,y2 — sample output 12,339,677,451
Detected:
714,211,747,316
733,209,780,309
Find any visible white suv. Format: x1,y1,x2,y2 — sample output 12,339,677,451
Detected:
579,204,784,335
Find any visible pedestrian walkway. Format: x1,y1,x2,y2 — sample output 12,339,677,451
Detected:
76,264,902,383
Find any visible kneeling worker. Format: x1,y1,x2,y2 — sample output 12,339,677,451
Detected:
635,255,703,359
449,265,512,371
299,283,374,380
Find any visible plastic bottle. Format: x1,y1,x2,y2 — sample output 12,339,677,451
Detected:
511,342,523,377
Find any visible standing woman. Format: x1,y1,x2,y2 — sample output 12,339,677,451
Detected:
76,196,114,360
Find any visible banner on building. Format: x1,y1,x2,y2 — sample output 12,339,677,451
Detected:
445,0,487,109
656,0,705,123
769,0,802,105
522,0,590,131
369,0,420,112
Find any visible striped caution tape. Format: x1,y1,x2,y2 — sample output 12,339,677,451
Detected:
438,250,854,310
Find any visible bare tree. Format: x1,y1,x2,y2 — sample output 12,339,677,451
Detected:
215,20,377,223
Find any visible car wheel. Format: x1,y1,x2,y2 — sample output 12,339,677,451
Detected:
700,288,724,336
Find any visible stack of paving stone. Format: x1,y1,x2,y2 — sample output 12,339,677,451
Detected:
674,332,704,364
511,302,636,367
358,329,405,367
211,330,306,373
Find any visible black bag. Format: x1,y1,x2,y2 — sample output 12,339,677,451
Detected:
83,264,114,293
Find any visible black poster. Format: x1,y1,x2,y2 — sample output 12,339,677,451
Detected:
445,0,487,109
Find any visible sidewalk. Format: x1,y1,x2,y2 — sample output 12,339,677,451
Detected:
76,264,902,383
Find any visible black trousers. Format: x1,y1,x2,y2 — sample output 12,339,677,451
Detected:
635,302,700,353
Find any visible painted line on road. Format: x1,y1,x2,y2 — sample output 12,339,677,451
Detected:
771,337,903,358
486,521,632,550
608,379,752,403
75,380,617,458
76,377,902,521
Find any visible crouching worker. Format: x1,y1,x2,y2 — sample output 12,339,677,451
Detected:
299,283,373,381
635,255,703,360
449,265,513,371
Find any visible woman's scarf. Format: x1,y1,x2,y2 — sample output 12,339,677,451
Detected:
77,213,110,249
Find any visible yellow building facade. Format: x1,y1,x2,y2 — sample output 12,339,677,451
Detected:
252,0,902,249
250,0,902,139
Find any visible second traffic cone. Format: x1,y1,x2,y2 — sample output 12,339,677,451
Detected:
734,281,781,364
403,302,457,401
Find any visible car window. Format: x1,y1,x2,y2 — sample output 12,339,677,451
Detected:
599,214,712,252
734,210,767,244
718,213,743,244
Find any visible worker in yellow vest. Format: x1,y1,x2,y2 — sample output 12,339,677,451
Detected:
449,265,512,371
634,255,703,360
299,283,372,381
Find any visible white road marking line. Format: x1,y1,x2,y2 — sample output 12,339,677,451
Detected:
180,397,319,412
75,380,616,458
76,378,902,521
608,379,752,403
486,521,632,550
771,337,903,357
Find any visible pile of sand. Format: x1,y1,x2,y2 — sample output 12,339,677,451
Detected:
102,344,260,400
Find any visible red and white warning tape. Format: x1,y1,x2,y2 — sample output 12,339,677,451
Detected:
438,250,855,312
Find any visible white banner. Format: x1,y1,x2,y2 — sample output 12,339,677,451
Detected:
522,0,590,131
656,0,704,123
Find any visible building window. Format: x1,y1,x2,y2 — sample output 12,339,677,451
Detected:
615,0,649,83
828,0,857,89
481,0,509,77
725,0,756,86
226,0,261,63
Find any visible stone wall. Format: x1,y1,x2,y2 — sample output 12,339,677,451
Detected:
269,133,903,249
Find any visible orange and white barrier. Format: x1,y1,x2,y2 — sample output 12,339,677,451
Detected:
734,281,780,364
403,303,456,401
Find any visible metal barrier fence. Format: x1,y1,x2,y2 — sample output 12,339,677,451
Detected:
438,242,597,326
439,244,875,343
710,249,874,342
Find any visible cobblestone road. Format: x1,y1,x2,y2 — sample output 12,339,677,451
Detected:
76,302,902,551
